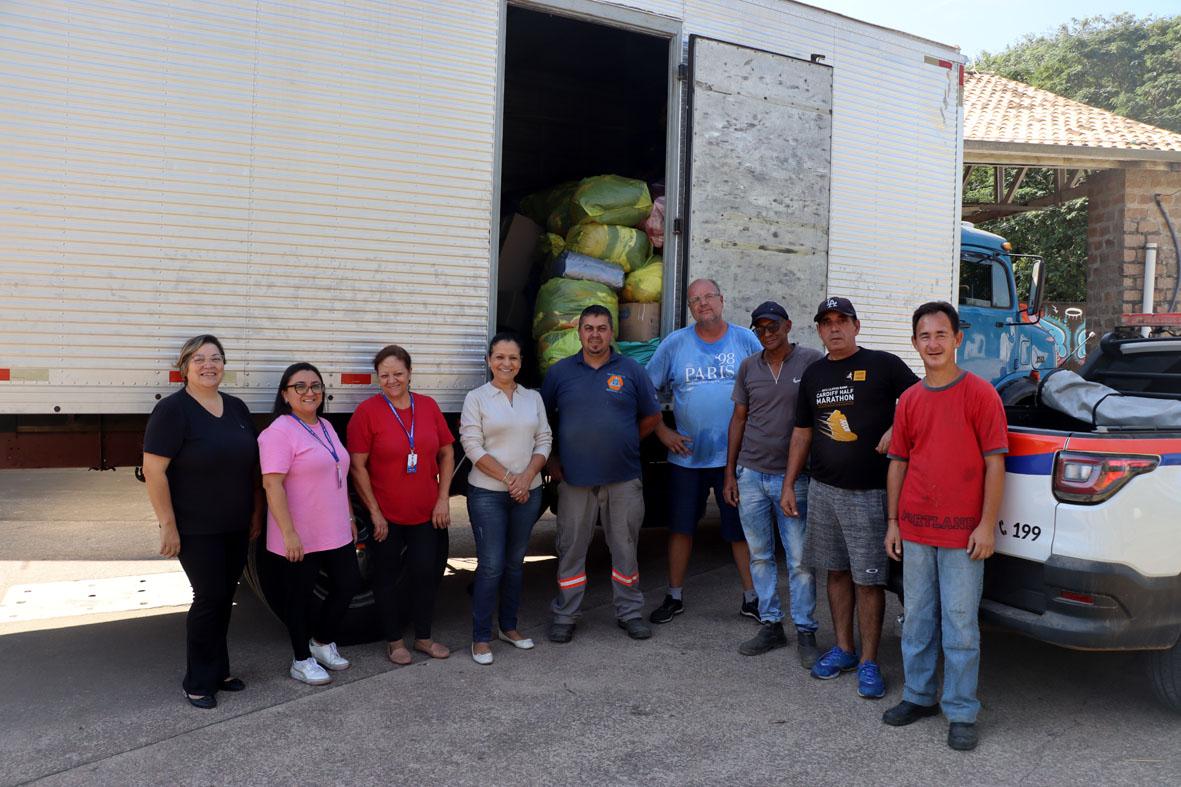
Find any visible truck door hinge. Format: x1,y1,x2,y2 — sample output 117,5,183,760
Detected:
673,218,683,235
677,63,688,81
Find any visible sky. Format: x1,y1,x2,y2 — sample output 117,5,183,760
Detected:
807,0,1181,59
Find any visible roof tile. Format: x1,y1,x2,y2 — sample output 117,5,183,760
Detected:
965,72,1181,153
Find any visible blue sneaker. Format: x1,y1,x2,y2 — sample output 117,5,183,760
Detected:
810,646,858,679
857,660,886,699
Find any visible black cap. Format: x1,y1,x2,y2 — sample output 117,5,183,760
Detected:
814,296,857,322
750,301,790,325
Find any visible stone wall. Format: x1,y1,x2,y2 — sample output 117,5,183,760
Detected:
1086,169,1181,338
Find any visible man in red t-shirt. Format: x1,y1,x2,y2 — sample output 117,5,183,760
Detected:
883,301,1007,752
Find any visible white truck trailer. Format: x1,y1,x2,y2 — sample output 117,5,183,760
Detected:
0,0,965,467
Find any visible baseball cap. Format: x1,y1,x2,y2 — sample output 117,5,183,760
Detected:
814,296,857,322
750,301,790,325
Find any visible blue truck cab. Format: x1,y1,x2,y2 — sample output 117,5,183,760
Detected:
957,222,1057,399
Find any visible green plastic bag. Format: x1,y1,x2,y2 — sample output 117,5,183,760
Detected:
565,223,651,273
520,181,577,228
622,257,663,304
616,338,661,366
532,277,619,339
538,329,582,375
570,175,653,228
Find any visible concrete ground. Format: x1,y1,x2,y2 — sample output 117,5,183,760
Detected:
1,469,1179,786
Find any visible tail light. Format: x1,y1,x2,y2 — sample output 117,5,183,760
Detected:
1052,451,1159,504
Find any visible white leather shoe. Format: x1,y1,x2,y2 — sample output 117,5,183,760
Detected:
471,644,494,665
497,631,535,650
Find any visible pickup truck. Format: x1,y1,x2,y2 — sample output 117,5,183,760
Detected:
982,316,1181,713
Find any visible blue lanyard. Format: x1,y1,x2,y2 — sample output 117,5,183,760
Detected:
382,393,415,451
287,414,339,463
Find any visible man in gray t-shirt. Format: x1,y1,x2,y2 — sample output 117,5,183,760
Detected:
723,301,823,666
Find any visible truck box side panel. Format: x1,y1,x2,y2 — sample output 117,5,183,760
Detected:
0,0,499,414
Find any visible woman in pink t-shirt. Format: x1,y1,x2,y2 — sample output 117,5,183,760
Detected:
259,362,361,686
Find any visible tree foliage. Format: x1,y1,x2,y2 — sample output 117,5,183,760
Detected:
990,201,1089,303
968,14,1180,303
975,14,1181,133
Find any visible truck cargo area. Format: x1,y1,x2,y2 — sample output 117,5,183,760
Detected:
497,5,671,383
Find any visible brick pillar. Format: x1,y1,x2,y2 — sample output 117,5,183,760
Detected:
1087,169,1181,338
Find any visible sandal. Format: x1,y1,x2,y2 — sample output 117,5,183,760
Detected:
413,639,450,659
387,642,413,665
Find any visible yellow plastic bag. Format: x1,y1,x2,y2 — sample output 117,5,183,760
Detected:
532,277,619,339
538,329,583,375
538,232,565,260
622,258,662,304
570,175,653,228
565,223,651,273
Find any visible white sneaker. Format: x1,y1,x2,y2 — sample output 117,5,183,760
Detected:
309,639,350,671
290,657,331,685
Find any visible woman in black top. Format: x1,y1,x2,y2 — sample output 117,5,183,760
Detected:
143,335,261,709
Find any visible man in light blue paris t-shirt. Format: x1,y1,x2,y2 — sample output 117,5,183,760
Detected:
646,278,763,624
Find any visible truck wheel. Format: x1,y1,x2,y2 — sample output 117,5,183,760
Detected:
1148,639,1181,714
998,376,1038,407
242,499,450,646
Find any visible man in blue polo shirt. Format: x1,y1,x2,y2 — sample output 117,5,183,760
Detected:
647,278,763,624
541,304,662,643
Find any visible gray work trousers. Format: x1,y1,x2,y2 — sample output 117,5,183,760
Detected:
550,478,645,624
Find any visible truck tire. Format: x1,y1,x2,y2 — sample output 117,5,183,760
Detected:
242,500,450,646
998,376,1039,407
1148,639,1181,714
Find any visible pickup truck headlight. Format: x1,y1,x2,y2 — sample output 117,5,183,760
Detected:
1052,451,1159,504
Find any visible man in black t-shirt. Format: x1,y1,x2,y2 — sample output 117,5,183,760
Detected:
780,297,918,699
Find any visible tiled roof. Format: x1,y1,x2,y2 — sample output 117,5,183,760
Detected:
965,71,1181,153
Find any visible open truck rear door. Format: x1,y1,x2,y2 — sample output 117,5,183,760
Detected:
682,36,833,329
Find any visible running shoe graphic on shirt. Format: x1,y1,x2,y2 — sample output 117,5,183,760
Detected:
820,409,858,442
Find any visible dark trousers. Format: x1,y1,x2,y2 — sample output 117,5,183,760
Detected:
176,530,249,696
369,523,441,641
282,542,363,659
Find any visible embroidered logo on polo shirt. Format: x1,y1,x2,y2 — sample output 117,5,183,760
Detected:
606,374,624,392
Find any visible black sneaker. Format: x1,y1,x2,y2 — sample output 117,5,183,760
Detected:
948,722,979,751
740,597,760,620
796,630,820,670
649,595,684,624
547,622,575,644
617,618,653,640
738,621,787,655
882,700,940,727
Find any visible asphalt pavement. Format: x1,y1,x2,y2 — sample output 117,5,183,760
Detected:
1,469,1179,786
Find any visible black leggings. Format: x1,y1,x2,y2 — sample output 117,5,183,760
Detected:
176,530,249,696
369,523,440,641
283,542,363,659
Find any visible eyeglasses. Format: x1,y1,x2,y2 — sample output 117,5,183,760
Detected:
752,322,783,336
190,355,224,365
687,292,722,308
285,382,325,394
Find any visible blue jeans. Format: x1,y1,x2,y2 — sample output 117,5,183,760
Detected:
901,542,985,723
466,486,543,642
735,467,816,632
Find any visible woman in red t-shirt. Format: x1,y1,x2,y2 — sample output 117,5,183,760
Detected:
348,344,456,663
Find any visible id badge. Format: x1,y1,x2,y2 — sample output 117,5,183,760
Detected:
406,451,418,474
335,464,343,489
